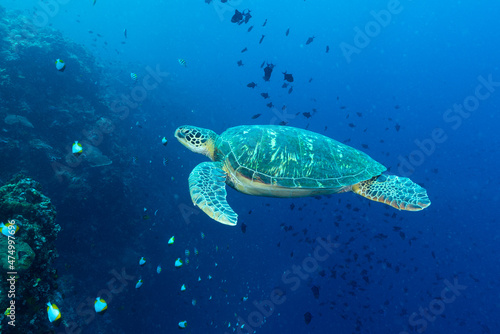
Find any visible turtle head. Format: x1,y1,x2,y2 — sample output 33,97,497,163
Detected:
175,126,218,160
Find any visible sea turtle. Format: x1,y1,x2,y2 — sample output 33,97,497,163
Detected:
175,125,430,226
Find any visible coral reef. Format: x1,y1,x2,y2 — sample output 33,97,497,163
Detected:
0,5,119,186
0,175,60,333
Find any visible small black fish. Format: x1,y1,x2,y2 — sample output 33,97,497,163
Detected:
237,60,244,66
304,312,312,325
231,9,243,23
283,71,294,82
308,78,313,83
395,124,401,132
247,82,257,88
279,121,288,126
241,222,247,233
266,102,274,108
261,92,270,99
247,25,253,32
302,112,311,118
288,86,293,94
305,36,315,44
263,63,275,81
348,123,355,128
285,28,290,36
282,83,288,88
241,47,248,53
251,113,261,119
260,60,266,68
326,45,329,53
262,19,267,26
259,35,265,44
124,29,127,38
356,112,362,117
311,286,320,299
243,9,252,24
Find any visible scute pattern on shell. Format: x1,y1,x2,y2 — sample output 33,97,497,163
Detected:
215,125,386,190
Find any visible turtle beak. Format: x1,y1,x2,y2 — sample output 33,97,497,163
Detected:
175,127,185,139
175,127,194,151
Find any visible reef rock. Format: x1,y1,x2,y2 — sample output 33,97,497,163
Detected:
4,114,34,128
0,175,60,333
0,237,35,272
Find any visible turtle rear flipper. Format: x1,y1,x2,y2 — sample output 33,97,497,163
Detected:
352,175,431,211
189,162,238,226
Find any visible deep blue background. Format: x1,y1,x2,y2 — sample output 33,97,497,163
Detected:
3,0,500,333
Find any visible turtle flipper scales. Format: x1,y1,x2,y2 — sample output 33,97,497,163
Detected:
188,162,238,226
352,175,431,211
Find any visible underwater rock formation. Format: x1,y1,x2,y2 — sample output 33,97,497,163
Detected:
0,175,60,333
4,114,34,128
0,5,119,186
0,237,35,272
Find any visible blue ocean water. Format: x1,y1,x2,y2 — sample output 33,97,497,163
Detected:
0,0,499,333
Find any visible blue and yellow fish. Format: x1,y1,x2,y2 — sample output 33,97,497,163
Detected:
55,59,65,72
94,297,107,314
72,141,83,156
47,302,62,324
1,221,18,237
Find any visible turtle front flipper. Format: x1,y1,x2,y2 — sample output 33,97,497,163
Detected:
352,175,431,211
188,162,238,226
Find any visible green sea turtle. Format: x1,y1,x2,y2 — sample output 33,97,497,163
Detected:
175,125,430,226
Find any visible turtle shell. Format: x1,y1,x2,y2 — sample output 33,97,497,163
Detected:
214,125,386,189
